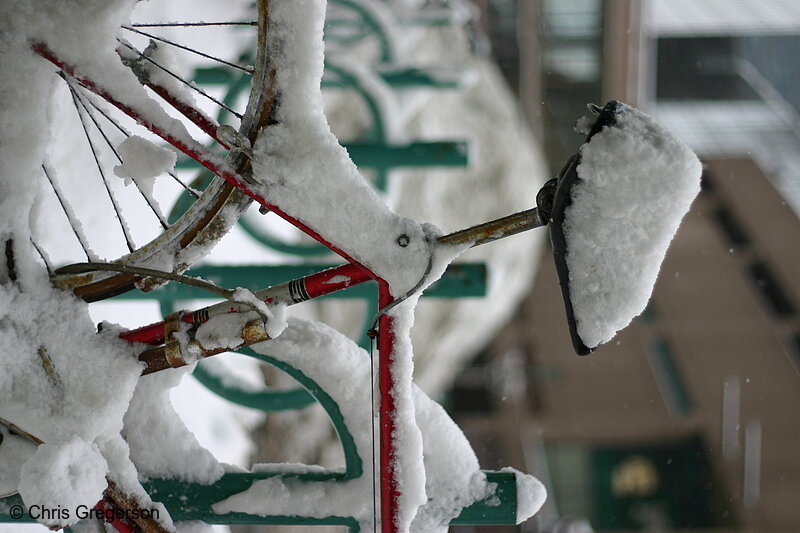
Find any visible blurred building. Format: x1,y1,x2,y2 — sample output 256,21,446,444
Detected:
447,1,800,531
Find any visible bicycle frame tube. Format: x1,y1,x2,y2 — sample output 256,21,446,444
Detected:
121,263,372,345
377,283,400,532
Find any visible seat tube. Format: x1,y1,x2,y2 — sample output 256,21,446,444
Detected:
377,281,399,533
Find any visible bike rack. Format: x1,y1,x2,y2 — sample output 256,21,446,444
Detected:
325,0,468,89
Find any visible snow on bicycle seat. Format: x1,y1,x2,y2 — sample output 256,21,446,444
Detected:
549,101,701,355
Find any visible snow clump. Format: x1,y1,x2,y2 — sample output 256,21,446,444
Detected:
564,103,701,348
17,436,109,527
113,134,177,197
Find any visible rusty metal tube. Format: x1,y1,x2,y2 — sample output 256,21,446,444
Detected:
436,207,545,248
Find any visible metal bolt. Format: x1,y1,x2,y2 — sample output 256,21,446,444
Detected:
397,234,410,247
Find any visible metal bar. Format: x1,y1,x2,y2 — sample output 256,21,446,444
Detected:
377,283,399,533
130,21,257,28
119,263,369,345
438,207,544,247
341,141,468,168
112,263,486,301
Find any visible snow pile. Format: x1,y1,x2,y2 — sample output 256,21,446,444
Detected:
113,134,177,198
214,317,545,531
17,437,108,528
0,283,142,445
0,282,146,526
411,389,498,531
0,428,37,498
251,0,434,297
502,467,548,523
231,287,287,339
193,313,251,352
563,103,701,348
123,370,224,484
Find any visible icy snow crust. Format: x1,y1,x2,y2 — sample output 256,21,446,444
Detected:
565,103,701,348
251,0,434,297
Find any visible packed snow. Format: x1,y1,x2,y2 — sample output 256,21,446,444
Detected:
123,370,224,484
563,103,701,348
231,287,288,339
0,428,37,498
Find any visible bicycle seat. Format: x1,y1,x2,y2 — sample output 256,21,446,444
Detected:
549,101,701,355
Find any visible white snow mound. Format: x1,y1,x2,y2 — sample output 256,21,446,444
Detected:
250,0,433,297
565,103,701,348
114,134,176,197
18,436,109,527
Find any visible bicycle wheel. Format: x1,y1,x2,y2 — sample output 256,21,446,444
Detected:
38,0,278,302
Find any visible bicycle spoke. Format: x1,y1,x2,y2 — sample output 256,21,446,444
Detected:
66,81,136,253
70,84,169,230
117,40,243,120
41,163,95,261
30,238,53,275
130,21,257,28
80,90,200,199
26,2,267,300
122,25,255,74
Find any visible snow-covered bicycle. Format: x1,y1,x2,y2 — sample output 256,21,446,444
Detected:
0,1,701,532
